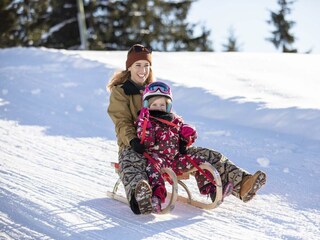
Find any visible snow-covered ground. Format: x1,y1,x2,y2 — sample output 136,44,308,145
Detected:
0,47,319,239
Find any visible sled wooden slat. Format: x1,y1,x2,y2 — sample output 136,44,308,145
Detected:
177,172,190,180
159,167,178,214
107,191,128,204
168,194,222,209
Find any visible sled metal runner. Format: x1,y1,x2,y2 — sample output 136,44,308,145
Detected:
107,162,223,214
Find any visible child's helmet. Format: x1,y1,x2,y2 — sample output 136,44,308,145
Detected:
143,81,173,112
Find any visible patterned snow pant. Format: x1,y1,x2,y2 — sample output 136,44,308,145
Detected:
118,146,148,202
187,146,250,199
117,145,250,203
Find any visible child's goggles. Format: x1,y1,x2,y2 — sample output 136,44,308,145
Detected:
146,82,170,94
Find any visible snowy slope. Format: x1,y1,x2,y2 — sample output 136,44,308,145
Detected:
0,47,319,240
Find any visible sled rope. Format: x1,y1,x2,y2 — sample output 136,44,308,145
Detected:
149,116,178,127
184,155,216,186
140,118,149,144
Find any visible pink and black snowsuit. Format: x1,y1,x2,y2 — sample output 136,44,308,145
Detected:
136,108,215,203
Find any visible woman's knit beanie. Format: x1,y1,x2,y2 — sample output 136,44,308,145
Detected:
126,44,152,69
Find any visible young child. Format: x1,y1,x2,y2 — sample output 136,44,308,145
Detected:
136,81,218,213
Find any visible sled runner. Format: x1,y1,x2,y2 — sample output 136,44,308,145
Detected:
107,161,223,214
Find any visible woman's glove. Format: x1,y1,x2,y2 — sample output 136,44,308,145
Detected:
130,138,145,154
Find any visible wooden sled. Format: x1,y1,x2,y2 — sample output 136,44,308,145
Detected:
107,162,223,214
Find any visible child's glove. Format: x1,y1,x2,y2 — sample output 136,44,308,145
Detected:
138,107,152,129
180,124,197,146
130,138,145,154
138,107,150,121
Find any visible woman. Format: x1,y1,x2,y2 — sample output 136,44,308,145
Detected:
107,44,266,215
107,44,155,214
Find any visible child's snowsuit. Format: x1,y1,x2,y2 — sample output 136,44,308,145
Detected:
136,108,215,203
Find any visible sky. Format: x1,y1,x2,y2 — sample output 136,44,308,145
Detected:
188,0,320,53
1,48,320,239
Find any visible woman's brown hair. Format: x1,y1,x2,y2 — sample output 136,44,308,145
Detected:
107,68,155,91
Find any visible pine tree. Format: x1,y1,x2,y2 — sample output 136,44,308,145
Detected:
0,0,80,49
42,0,80,49
266,0,297,53
0,0,49,47
151,0,212,51
222,27,241,52
0,0,18,47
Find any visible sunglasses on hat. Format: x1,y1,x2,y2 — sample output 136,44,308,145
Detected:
129,45,152,54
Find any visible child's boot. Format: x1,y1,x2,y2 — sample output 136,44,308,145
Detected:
135,180,153,214
240,171,267,202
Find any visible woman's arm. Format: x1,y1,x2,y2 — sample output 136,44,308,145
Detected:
108,86,137,147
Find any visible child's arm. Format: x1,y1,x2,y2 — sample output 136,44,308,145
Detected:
136,108,155,147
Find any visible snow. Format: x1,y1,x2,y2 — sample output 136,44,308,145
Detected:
1,47,319,239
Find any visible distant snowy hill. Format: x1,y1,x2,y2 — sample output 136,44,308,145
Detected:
1,47,319,240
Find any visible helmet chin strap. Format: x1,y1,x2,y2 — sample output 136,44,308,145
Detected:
143,100,149,108
166,103,172,113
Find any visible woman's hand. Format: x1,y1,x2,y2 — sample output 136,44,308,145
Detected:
179,140,188,154
130,138,145,154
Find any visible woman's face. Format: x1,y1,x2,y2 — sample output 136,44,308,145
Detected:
128,60,150,85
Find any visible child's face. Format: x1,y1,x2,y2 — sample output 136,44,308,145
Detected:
149,97,167,112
